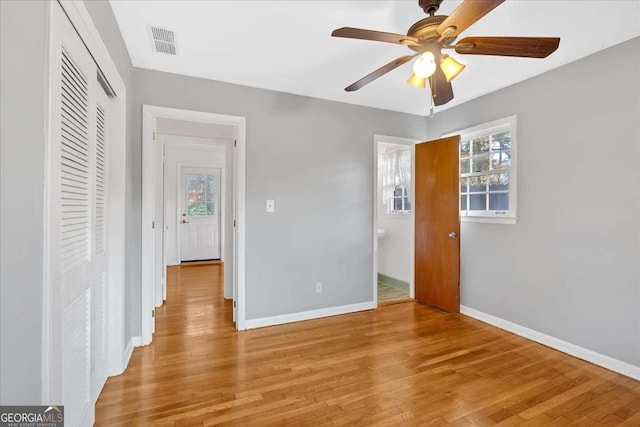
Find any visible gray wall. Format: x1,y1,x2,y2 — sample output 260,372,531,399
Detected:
426,37,640,367
134,69,426,321
0,0,48,405
83,0,137,346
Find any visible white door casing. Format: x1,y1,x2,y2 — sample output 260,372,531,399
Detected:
154,137,165,307
142,105,246,340
180,167,221,261
372,135,420,306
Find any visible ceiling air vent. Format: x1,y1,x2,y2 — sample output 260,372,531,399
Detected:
150,26,176,55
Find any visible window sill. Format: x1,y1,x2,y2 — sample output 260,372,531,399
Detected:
385,212,411,216
461,215,517,225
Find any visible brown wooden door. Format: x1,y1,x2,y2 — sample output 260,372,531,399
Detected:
415,135,461,313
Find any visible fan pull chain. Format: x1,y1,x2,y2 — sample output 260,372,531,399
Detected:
429,74,435,117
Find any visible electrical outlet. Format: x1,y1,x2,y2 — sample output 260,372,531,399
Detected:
315,282,322,294
266,200,275,213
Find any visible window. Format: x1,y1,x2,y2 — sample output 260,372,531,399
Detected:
186,173,216,216
382,147,411,214
452,115,517,224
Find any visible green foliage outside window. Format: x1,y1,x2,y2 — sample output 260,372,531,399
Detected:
187,174,215,216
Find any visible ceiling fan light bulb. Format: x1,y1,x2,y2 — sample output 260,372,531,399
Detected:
440,54,465,82
407,73,426,89
412,51,436,78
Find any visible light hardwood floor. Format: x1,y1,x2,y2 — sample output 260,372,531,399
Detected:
96,264,640,425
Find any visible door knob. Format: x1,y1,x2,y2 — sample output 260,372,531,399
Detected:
182,219,189,224
448,232,457,238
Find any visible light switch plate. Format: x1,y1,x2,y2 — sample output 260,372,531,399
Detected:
266,200,275,213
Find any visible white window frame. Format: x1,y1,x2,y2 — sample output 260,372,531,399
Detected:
381,147,412,215
386,186,411,215
445,115,517,225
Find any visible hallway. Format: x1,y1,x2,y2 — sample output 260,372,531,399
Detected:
96,264,235,424
95,264,640,425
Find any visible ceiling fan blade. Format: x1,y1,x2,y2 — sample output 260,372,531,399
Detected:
438,0,505,38
345,55,416,92
455,36,560,58
332,27,419,46
429,67,454,106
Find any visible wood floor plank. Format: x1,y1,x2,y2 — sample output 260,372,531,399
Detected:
95,264,640,425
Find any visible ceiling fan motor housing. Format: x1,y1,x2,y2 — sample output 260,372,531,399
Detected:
406,15,451,52
418,0,444,15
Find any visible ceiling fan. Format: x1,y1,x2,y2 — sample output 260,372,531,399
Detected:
331,0,560,107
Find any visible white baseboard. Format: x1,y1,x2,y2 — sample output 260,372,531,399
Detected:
121,338,134,373
120,335,142,373
460,305,640,381
245,301,376,329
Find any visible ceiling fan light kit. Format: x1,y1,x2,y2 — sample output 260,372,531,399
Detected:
407,73,427,89
331,0,560,107
440,54,465,82
413,51,437,78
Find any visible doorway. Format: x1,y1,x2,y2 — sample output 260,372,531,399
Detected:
373,135,419,304
373,134,461,313
180,166,222,262
142,105,247,344
155,128,231,314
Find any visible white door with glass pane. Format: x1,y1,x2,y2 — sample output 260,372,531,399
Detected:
180,167,221,261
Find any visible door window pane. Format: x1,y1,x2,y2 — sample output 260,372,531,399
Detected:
460,195,468,211
187,174,215,216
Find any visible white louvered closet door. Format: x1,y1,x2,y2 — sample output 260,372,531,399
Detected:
48,3,109,425
91,87,110,403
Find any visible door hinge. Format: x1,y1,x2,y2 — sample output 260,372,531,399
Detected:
153,131,157,141
234,140,237,147
152,221,155,229
152,309,155,318
233,220,236,227
233,301,236,308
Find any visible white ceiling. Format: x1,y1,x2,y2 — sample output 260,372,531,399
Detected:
110,0,640,116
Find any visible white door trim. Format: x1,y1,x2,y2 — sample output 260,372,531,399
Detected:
142,105,247,342
373,135,421,306
43,0,127,403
